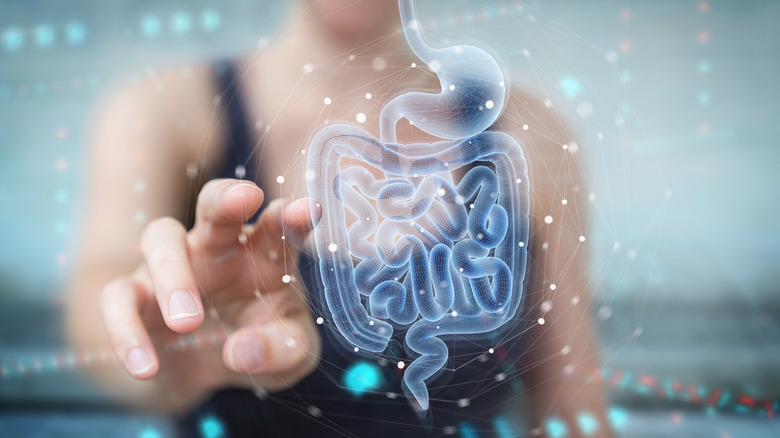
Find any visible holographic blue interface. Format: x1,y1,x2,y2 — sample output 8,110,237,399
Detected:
306,0,530,410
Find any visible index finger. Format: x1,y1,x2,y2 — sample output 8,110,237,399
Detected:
189,179,265,250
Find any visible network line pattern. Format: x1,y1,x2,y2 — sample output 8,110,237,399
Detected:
306,0,530,410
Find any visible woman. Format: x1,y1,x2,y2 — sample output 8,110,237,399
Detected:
67,0,610,436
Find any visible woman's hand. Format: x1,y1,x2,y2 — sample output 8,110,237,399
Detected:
98,178,320,396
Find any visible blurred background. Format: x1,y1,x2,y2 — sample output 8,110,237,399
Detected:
1,0,779,436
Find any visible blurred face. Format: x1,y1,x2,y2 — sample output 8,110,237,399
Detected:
308,0,399,40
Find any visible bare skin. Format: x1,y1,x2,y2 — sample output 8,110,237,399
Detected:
67,1,610,436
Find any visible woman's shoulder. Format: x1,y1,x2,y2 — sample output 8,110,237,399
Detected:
92,62,229,163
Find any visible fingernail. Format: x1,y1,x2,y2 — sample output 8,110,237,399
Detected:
229,336,265,373
226,183,261,197
126,347,154,375
169,289,199,320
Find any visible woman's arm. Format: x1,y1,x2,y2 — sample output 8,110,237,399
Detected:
499,94,612,437
66,73,224,409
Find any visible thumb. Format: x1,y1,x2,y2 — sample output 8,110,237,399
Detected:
222,316,316,376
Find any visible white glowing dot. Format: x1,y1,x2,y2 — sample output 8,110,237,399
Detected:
411,62,417,68
544,215,553,224
323,97,332,105
348,54,356,61
354,347,359,352
522,48,530,57
238,233,248,245
561,199,568,205
282,274,291,283
561,345,571,355
579,235,586,242
438,188,446,196
550,284,557,290
407,20,418,30
429,59,441,72
488,348,494,354
544,98,552,108
571,296,580,305
457,398,470,408
276,175,285,184
285,337,297,348
397,361,405,369
316,317,324,325
518,241,525,247
451,311,458,317
372,57,387,71
369,320,374,326
598,306,613,320
516,178,522,184
301,149,306,154
499,81,505,87
613,241,622,251
365,92,372,99
302,63,314,74
449,84,455,91
588,192,596,202
541,301,552,313
469,203,475,209
523,124,529,131
328,243,338,252
485,100,494,109
356,113,367,123
281,236,285,240
538,317,545,325
562,144,568,150
459,268,464,272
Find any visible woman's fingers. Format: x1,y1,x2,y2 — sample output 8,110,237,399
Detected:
190,179,265,250
222,314,318,381
99,277,159,380
253,197,318,251
140,217,204,333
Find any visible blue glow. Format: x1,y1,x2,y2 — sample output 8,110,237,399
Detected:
35,25,55,48
199,415,225,438
141,15,162,37
560,77,583,98
608,405,629,431
3,28,24,51
576,412,599,436
171,12,192,35
65,22,86,46
201,9,221,32
698,92,710,105
306,0,529,411
458,422,478,438
698,61,710,74
492,415,514,438
544,416,569,438
342,361,383,396
139,427,163,438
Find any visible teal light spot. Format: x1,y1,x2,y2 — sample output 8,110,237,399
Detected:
55,189,69,203
201,9,221,32
66,22,86,45
342,361,382,397
493,415,514,438
577,412,599,436
35,25,55,48
139,427,163,438
544,416,569,438
171,12,191,35
199,415,225,438
698,92,710,105
608,405,629,431
459,422,478,438
560,77,582,99
3,28,24,51
619,71,631,83
142,15,162,37
698,61,710,74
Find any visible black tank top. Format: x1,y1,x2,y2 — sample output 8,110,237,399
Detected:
176,61,530,438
